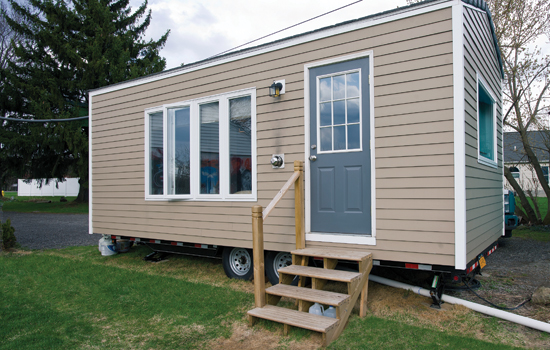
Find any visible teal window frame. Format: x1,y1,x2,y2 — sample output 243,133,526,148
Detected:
477,75,497,167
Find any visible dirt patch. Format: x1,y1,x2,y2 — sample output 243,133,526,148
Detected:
208,322,322,350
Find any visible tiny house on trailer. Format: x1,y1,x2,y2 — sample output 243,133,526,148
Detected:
89,0,504,284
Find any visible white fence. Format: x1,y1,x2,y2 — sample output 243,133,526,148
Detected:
18,178,80,197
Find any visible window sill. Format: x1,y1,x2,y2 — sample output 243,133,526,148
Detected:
306,232,376,245
478,156,498,169
144,196,257,202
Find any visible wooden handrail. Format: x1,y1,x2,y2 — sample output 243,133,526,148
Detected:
251,160,304,307
263,171,300,220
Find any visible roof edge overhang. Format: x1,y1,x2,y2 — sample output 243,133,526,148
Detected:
461,0,505,79
89,0,457,97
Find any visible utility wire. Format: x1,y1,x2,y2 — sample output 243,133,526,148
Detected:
0,115,88,122
207,0,363,59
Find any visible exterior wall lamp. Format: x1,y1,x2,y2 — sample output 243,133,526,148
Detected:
269,80,285,97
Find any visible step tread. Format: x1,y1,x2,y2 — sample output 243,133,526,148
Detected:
266,284,350,306
278,265,361,282
248,305,339,333
292,248,372,261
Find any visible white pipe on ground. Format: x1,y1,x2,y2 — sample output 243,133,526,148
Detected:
369,274,550,333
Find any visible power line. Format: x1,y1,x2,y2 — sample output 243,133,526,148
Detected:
206,0,363,60
0,115,89,122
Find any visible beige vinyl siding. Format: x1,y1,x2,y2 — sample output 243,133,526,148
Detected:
91,7,455,264
463,6,503,263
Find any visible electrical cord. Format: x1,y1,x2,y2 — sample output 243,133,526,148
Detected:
463,276,531,311
444,277,482,291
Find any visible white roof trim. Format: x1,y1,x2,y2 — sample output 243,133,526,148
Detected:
89,0,456,97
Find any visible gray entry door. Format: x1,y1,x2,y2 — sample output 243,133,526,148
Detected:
309,57,371,235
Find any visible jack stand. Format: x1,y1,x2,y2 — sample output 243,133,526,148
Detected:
429,273,445,309
143,251,169,262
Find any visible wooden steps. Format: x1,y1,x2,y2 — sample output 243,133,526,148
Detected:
266,284,350,306
291,247,370,261
248,305,339,333
278,265,360,283
247,247,373,347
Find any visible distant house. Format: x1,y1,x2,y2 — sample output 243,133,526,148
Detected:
504,131,550,197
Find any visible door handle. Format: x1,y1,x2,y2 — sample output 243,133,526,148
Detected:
309,155,317,162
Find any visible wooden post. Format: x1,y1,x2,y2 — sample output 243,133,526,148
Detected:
294,160,304,250
252,205,266,308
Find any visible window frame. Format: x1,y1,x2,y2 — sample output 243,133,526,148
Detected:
144,87,257,201
476,74,498,168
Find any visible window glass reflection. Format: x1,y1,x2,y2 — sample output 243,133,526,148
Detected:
320,127,332,151
346,73,360,98
320,102,332,126
334,125,346,150
149,112,164,195
168,107,190,195
200,102,220,194
319,78,331,102
347,99,360,124
229,96,252,194
333,100,345,125
333,75,345,100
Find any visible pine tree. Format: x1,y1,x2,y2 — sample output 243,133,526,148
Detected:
0,0,169,202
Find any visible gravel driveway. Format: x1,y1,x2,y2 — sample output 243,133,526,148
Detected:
1,211,99,250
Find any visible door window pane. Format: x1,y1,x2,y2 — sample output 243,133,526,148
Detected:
167,107,190,195
317,71,362,152
347,99,360,123
200,102,220,194
346,73,360,98
333,100,345,125
149,112,164,195
319,78,331,102
334,125,346,150
320,127,332,152
320,102,332,126
229,96,252,194
333,75,345,100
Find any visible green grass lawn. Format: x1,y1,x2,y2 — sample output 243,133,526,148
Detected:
1,191,88,214
0,245,527,350
515,196,549,221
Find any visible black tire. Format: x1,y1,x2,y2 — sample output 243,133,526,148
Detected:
222,247,253,280
504,230,512,238
265,251,298,285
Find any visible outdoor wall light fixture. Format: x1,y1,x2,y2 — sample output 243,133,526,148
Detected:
269,80,284,97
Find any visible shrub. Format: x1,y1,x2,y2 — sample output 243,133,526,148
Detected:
1,219,17,250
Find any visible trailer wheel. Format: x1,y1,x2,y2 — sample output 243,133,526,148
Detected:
222,247,253,280
265,251,299,285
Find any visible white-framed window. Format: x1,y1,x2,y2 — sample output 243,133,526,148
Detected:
145,88,256,201
477,74,497,167
317,70,362,153
510,166,520,179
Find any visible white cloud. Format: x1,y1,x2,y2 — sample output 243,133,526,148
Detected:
134,0,409,69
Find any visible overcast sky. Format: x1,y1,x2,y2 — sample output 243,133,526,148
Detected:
132,0,410,69
132,0,549,76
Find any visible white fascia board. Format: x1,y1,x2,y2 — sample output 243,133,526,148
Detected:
452,1,467,270
88,0,455,98
88,96,93,234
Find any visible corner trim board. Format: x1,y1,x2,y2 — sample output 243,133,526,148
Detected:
452,2,467,269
